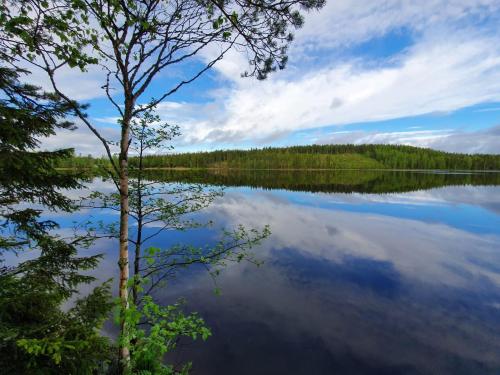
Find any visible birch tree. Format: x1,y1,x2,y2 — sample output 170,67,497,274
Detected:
0,0,325,369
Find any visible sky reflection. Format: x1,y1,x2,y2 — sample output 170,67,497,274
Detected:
155,183,500,374
16,176,500,374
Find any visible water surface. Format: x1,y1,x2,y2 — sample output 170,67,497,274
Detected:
42,171,500,373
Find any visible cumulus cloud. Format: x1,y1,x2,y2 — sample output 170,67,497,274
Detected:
158,0,500,147
20,60,107,101
152,31,500,148
295,0,500,51
39,120,120,157
316,125,500,154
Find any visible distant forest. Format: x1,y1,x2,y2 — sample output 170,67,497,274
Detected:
58,144,500,170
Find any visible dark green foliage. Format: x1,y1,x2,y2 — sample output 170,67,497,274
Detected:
0,65,113,373
0,66,80,216
138,169,500,194
0,65,82,253
1,271,113,374
127,144,500,171
58,144,500,171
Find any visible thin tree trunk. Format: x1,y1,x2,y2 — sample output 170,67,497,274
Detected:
118,115,131,371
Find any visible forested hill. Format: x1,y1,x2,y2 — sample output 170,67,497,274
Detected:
58,144,500,170
127,144,500,171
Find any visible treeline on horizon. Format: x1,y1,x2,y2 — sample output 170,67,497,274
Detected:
56,144,500,171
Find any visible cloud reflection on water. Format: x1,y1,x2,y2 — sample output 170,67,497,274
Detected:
22,177,500,374
159,186,500,374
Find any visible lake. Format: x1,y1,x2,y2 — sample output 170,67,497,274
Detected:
40,171,500,374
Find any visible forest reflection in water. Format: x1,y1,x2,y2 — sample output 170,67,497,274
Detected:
137,168,500,194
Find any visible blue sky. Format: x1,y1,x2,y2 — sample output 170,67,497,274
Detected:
38,1,500,155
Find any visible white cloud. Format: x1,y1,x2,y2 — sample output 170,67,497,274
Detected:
20,61,107,101
39,121,120,157
317,125,500,154
295,0,500,51
158,31,500,148
163,0,500,147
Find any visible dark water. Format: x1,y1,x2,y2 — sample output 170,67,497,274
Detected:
36,171,500,374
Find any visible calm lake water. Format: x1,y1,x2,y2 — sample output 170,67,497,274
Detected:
34,171,500,374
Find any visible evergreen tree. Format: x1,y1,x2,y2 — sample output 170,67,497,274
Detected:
0,66,113,373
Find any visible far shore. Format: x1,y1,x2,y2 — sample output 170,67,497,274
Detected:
56,167,500,173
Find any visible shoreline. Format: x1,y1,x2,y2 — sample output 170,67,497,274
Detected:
56,167,500,173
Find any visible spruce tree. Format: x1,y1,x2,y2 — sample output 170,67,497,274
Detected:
0,65,113,373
